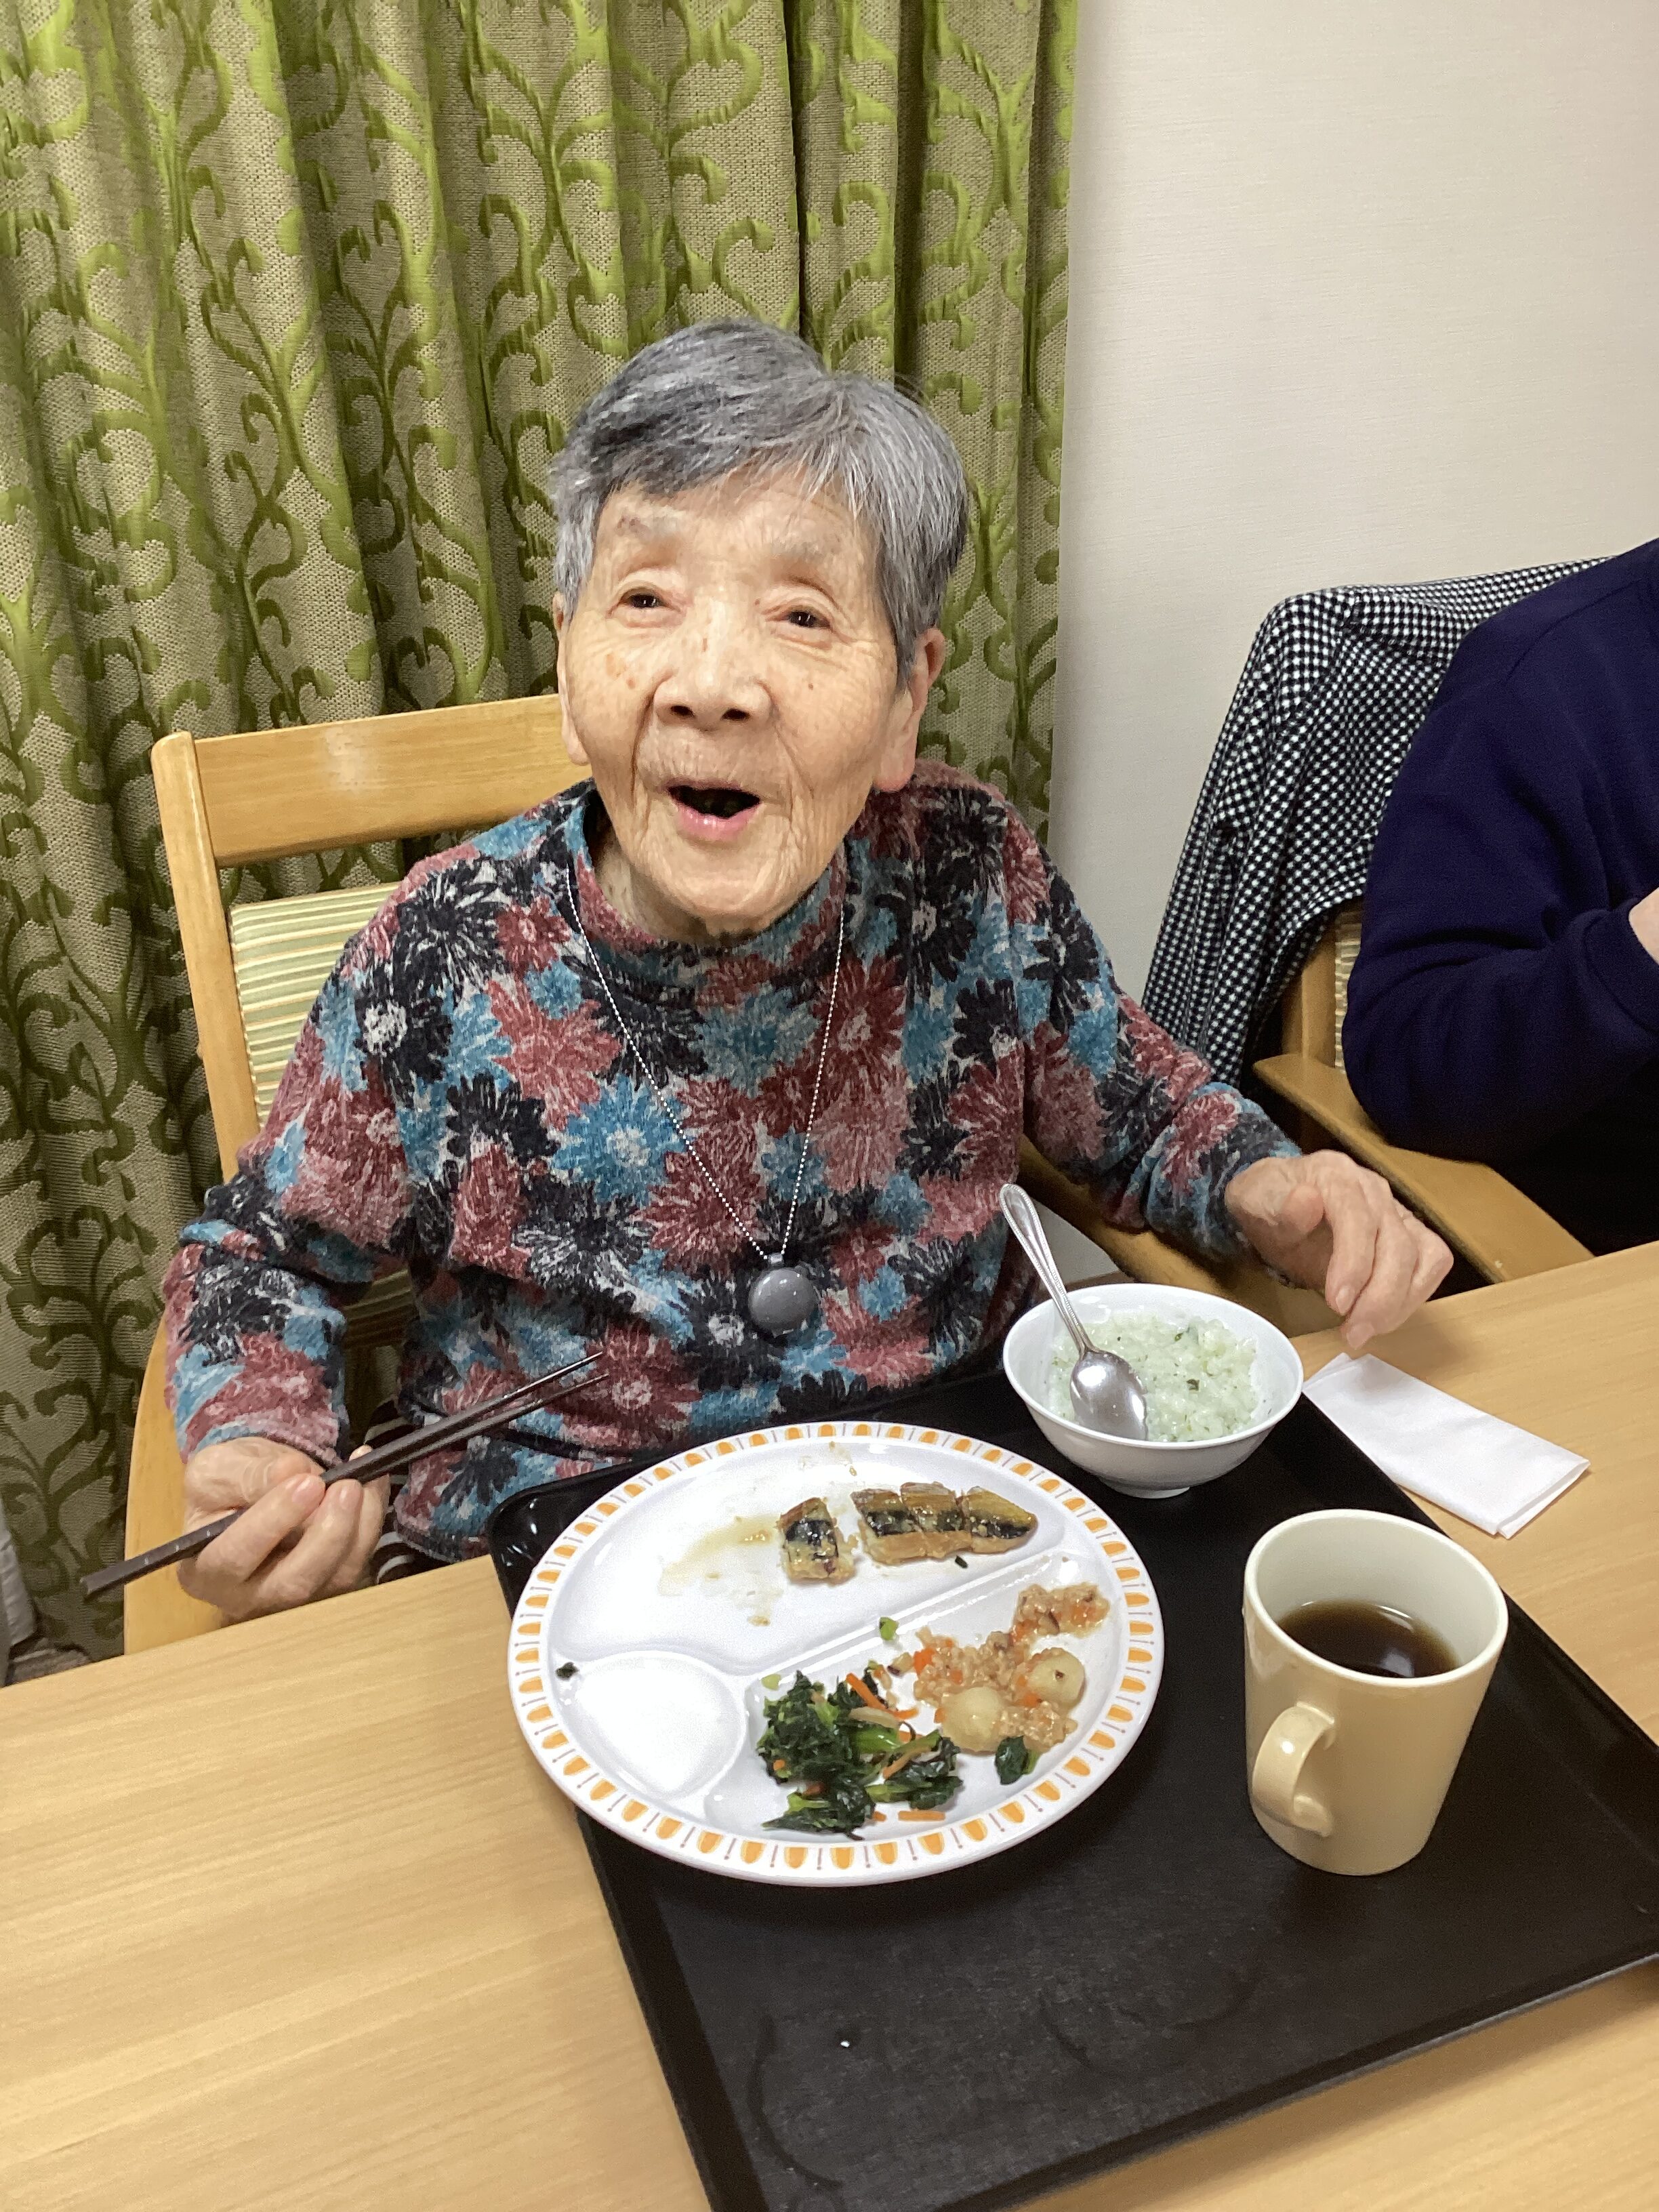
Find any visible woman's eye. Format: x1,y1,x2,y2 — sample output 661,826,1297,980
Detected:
624,590,661,610
785,608,823,629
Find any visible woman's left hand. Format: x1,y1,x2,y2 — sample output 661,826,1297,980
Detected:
1224,1152,1452,1350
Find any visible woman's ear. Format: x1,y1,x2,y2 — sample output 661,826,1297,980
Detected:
874,626,946,792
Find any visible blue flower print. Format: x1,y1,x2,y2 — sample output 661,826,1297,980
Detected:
447,987,512,1084
315,975,366,1092
556,1078,682,1204
701,985,817,1093
860,1265,907,1319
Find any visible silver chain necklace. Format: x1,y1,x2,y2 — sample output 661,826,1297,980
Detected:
564,866,844,1336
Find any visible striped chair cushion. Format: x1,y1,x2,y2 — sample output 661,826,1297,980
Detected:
1330,903,1364,1072
228,885,411,1345
229,884,391,1119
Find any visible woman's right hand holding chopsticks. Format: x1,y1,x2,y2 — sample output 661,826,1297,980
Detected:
89,1357,598,1606
178,1439,389,1619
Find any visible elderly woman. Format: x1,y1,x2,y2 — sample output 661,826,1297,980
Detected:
164,321,1449,1618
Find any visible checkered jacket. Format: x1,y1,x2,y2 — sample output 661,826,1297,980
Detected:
1141,564,1600,1083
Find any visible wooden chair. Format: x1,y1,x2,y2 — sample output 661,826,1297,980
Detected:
1254,905,1591,1283
128,704,1332,1652
128,699,586,1652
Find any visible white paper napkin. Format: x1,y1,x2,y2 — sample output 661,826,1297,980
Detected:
1302,1354,1588,1538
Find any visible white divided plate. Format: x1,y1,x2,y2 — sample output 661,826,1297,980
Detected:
508,1418,1164,1886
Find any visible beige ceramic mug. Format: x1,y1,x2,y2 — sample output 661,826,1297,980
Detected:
1244,1509,1509,1876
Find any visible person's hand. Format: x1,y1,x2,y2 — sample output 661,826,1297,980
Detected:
176,1436,388,1620
1631,886,1659,963
1225,1151,1452,1351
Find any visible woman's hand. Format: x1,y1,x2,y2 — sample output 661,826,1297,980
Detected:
1225,1152,1452,1350
176,1437,388,1620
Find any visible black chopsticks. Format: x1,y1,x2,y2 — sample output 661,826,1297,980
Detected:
83,1353,601,1601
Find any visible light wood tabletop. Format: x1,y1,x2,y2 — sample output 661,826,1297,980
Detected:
4,1248,1658,2212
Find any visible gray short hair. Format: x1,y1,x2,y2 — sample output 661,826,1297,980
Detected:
552,321,968,674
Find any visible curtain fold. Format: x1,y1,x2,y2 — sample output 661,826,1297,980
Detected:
0,0,1074,1651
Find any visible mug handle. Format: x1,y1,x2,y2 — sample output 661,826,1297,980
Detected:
1252,1703,1336,1835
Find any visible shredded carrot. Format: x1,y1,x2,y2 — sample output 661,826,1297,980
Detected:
898,1809,947,1823
845,1675,907,1725
771,1759,788,1775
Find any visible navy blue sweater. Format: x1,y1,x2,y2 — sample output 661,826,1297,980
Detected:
1345,539,1659,1254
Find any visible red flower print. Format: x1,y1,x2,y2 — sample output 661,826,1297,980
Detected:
764,954,909,1187
497,895,570,977
1158,1086,1242,1197
947,1054,1023,1185
1026,1022,1105,1165
830,955,906,1095
449,1143,527,1275
184,1328,340,1460
1002,814,1048,926
815,1079,908,1192
917,1172,999,1244
755,1036,817,1139
287,1066,408,1250
487,977,619,1128
589,1321,699,1451
827,1296,935,1391
262,1019,325,1134
700,951,774,1010
344,891,404,972
1119,995,1212,1097
396,1445,469,1534
642,1080,764,1267
830,1219,902,1286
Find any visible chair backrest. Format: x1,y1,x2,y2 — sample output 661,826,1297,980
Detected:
1141,561,1599,1082
152,697,583,1179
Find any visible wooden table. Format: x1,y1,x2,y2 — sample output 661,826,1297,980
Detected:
5,1248,1658,2212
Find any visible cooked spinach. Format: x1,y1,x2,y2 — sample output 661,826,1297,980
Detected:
869,1733,959,1810
766,1772,876,1834
995,1736,1036,1784
756,1667,962,1835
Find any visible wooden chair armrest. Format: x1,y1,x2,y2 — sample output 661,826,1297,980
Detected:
123,1326,224,1653
1018,1141,1338,1336
1253,1052,1592,1282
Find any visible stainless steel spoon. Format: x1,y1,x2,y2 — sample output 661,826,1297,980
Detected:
999,1184,1149,1439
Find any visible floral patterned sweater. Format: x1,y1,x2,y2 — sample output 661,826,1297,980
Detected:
163,763,1295,1556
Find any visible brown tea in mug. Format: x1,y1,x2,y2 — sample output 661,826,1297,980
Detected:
1277,1599,1457,1681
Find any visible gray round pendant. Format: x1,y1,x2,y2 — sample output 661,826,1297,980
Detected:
747,1261,818,1336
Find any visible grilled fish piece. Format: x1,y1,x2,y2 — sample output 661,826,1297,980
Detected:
778,1497,853,1584
899,1482,968,1559
960,1487,1039,1554
853,1486,930,1565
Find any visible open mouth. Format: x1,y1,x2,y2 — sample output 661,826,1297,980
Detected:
670,783,760,823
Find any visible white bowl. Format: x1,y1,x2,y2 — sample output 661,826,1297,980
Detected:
1002,1282,1303,1498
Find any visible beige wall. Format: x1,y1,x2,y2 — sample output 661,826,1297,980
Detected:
1050,1,1659,998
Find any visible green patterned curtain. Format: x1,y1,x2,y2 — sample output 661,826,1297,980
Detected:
0,0,1074,1653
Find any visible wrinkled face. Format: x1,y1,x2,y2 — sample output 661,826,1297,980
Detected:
555,473,944,941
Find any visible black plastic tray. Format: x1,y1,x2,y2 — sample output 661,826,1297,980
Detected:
490,1370,1659,2212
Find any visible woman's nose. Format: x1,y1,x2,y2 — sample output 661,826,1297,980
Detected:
655,615,769,725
